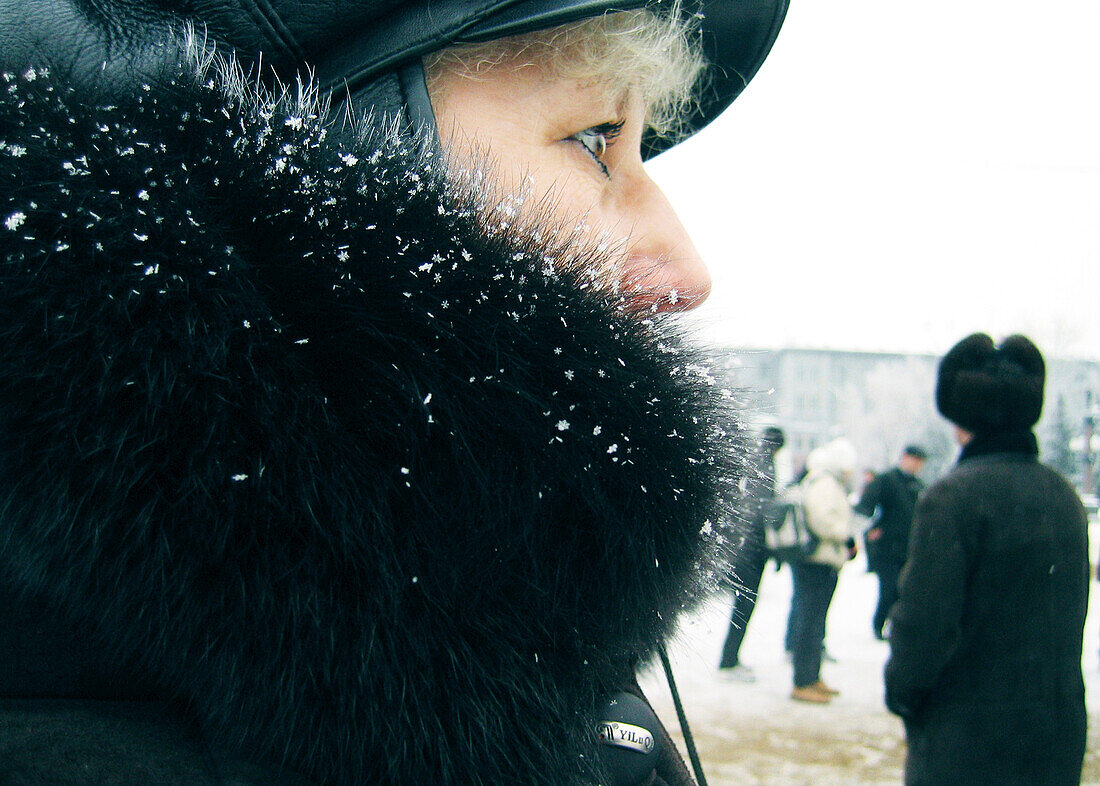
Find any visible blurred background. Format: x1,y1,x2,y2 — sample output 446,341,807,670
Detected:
651,0,1100,503
644,5,1100,782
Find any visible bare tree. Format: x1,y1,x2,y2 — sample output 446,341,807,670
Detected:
838,357,954,480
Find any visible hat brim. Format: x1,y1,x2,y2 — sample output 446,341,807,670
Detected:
311,0,788,159
660,0,788,158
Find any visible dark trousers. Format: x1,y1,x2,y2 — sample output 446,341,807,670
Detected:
789,561,838,688
784,576,799,654
873,560,902,638
718,539,768,669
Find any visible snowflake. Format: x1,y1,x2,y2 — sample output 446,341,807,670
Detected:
4,211,26,231
556,420,570,431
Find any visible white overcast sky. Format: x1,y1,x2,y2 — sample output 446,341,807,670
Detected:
650,0,1100,360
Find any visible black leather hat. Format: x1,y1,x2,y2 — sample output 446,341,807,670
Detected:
0,0,787,158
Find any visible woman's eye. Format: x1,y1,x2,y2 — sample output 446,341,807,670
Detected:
570,121,625,176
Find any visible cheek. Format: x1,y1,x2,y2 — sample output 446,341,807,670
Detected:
438,124,604,217
534,167,604,221
486,146,606,226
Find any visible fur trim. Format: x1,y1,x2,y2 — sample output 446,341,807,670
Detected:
0,41,745,785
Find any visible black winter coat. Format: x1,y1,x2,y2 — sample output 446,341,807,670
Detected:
884,434,1089,786
0,37,743,786
854,466,922,572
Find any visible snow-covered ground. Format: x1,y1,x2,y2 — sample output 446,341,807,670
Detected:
640,520,1100,785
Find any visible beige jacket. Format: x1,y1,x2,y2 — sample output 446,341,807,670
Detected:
801,439,857,569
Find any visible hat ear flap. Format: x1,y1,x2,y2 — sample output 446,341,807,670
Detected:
997,334,1045,427
1000,334,1045,381
936,333,994,423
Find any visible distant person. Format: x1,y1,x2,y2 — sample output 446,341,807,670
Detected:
782,462,808,659
885,334,1089,785
855,444,927,640
789,438,859,703
718,426,786,682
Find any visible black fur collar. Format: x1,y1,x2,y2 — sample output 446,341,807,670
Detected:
958,430,1039,463
0,43,744,784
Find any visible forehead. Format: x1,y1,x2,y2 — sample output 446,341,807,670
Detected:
424,8,700,139
428,39,641,149
431,27,630,101
436,16,627,77
437,55,627,113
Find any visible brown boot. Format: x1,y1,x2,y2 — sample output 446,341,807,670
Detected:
791,685,832,704
812,680,839,695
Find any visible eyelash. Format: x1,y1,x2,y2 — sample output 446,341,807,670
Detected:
571,121,625,177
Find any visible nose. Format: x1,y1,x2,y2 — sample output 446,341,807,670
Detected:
614,171,711,313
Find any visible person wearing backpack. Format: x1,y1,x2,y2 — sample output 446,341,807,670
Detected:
788,438,859,704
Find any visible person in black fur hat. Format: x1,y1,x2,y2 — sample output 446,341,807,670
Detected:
885,333,1089,786
0,1,789,784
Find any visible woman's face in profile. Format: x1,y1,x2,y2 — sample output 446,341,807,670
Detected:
428,47,710,314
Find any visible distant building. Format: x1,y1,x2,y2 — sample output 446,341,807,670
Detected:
726,346,1100,488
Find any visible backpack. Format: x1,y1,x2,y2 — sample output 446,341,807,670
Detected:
762,482,818,564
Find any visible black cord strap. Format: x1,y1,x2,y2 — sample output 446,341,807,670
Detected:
657,643,708,786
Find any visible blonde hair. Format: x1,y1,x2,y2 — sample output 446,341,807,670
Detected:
423,6,705,142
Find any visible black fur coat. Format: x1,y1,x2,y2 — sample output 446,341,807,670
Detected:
0,40,745,785
885,435,1088,785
